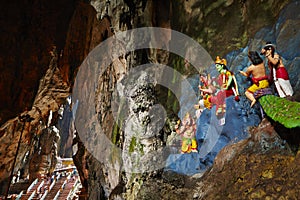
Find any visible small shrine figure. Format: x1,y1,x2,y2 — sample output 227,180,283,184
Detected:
175,113,198,154
194,72,214,118
198,72,214,109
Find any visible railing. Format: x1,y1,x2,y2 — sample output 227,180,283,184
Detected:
27,190,36,200
53,189,61,200
36,179,45,193
40,190,48,200
15,190,23,200
26,178,38,193
14,170,80,200
66,179,80,200
54,172,71,200
49,178,56,191
40,174,60,200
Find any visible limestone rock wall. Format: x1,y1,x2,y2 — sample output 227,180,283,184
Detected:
0,48,69,194
0,0,78,125
172,0,290,58
71,1,172,199
196,119,300,200
1,0,299,199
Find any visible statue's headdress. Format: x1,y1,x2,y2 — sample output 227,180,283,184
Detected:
215,56,227,66
263,42,276,51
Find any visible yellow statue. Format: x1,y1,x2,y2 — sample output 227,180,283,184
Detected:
175,113,198,154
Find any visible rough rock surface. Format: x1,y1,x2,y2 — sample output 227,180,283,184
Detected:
0,0,78,125
196,118,300,200
1,0,300,199
0,48,69,193
70,1,173,199
172,0,291,59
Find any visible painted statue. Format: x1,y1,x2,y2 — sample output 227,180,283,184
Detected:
195,72,214,118
175,113,198,154
240,51,269,107
260,42,294,98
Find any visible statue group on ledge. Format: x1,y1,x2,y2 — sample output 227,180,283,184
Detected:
178,41,294,154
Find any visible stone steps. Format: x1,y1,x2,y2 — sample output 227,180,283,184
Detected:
20,179,43,200
57,176,79,200
10,167,81,199
44,174,67,199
